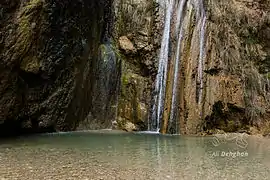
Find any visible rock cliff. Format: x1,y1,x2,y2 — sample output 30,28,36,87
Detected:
114,0,270,135
0,0,269,136
113,0,160,131
201,0,270,135
0,0,113,136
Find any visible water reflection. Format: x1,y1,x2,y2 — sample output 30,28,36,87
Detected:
0,132,270,179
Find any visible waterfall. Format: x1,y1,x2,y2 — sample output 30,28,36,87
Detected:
151,0,174,132
86,41,120,130
168,0,186,132
196,9,206,105
198,16,206,104
150,0,206,133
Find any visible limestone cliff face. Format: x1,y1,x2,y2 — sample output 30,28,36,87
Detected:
113,0,160,131
152,0,270,135
122,0,270,135
0,0,113,135
1,0,269,136
201,0,270,134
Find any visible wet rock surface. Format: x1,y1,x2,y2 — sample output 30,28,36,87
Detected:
200,0,270,134
114,0,159,130
0,0,113,135
1,0,270,136
150,0,270,134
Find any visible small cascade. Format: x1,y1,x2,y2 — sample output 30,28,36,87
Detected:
168,0,186,133
150,0,175,132
86,41,120,129
150,0,207,133
196,2,207,105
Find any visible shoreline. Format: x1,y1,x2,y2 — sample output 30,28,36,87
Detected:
1,128,270,139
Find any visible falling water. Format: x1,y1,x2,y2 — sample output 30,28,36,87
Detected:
168,0,186,131
151,0,207,133
174,0,186,35
86,41,120,129
196,3,206,105
151,0,174,132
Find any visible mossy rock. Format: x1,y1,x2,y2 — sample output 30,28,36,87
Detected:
0,0,113,136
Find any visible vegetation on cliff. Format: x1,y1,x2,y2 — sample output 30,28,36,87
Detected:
0,0,269,136
203,0,270,135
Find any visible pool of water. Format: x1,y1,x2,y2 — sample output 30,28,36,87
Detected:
0,130,270,179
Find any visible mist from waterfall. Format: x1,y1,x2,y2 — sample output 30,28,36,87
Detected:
150,0,207,133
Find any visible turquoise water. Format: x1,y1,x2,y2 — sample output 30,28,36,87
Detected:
0,131,270,179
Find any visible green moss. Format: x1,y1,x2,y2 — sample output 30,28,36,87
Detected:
17,0,43,50
122,73,129,86
120,73,131,98
15,0,44,72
